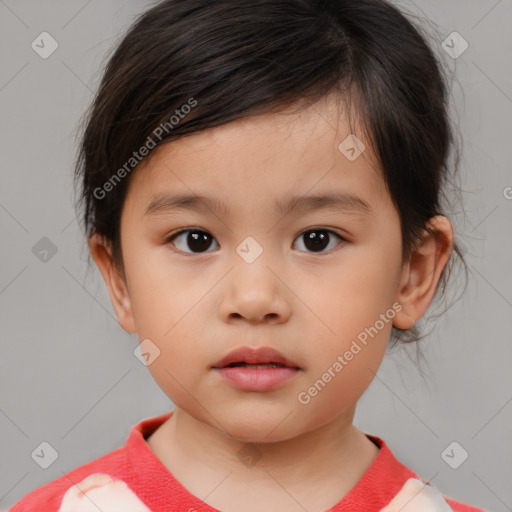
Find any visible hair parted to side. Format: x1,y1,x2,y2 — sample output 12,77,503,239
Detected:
73,0,468,349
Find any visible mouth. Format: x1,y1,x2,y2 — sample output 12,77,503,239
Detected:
221,362,297,369
212,346,302,392
212,346,301,370
213,365,301,392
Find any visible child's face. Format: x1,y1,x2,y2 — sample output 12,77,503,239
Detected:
98,96,414,442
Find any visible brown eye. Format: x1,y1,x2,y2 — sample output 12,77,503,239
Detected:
166,227,345,255
293,229,344,253
167,229,218,253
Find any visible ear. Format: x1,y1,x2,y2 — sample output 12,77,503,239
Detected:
393,215,454,330
89,233,136,333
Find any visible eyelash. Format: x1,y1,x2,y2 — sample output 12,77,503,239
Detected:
164,227,347,255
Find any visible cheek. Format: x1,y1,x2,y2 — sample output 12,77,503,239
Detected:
124,249,213,368
125,246,195,331
298,248,400,339
133,303,209,408
299,322,389,423
296,249,398,397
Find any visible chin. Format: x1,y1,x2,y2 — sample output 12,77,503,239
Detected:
218,410,306,445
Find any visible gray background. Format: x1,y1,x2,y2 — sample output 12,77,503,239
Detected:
0,0,511,510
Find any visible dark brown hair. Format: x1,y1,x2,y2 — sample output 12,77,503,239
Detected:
73,0,468,349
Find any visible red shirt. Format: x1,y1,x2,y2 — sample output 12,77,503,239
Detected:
8,412,487,511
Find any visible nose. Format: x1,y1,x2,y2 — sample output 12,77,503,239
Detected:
217,258,292,325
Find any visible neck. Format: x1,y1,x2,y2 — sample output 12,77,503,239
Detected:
146,406,380,511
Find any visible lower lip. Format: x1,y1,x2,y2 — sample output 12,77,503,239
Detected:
213,366,300,391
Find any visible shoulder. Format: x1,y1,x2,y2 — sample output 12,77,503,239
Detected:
364,435,489,512
7,413,172,512
7,447,135,511
444,496,490,512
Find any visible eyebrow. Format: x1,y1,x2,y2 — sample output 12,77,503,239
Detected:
144,191,373,218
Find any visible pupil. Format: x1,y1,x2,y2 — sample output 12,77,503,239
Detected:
188,231,212,252
304,230,329,252
183,230,330,253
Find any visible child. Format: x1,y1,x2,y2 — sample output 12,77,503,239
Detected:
9,0,489,511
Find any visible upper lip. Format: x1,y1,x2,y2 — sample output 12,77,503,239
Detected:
212,346,300,369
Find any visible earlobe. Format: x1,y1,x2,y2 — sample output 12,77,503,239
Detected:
88,234,137,333
392,216,454,330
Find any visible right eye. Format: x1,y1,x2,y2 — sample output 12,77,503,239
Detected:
165,228,219,254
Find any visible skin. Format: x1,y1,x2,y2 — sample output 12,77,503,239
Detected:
90,94,454,512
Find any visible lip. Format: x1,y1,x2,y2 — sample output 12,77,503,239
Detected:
213,366,301,392
212,346,300,369
212,346,301,392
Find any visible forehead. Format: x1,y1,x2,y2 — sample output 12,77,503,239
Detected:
125,95,386,215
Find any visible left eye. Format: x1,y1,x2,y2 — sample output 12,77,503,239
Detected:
165,228,344,254
293,228,345,253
